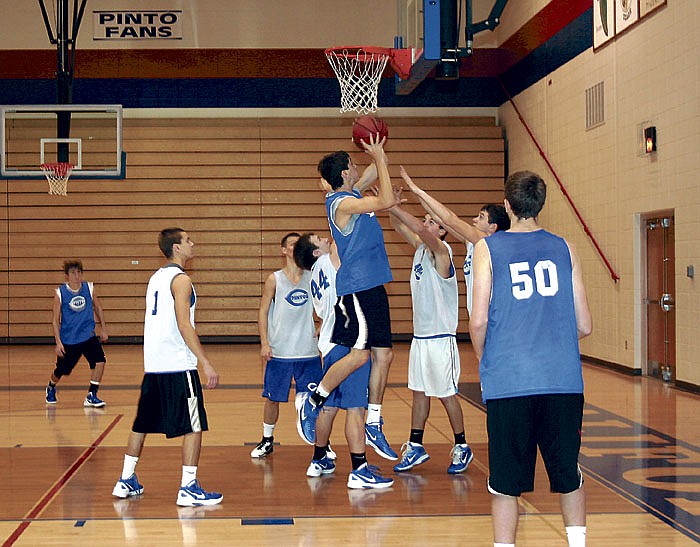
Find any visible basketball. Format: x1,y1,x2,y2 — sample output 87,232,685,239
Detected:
352,115,389,149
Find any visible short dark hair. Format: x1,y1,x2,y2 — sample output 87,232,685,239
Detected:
504,171,546,219
293,233,318,271
281,232,301,247
317,151,350,190
158,227,185,259
482,204,510,232
63,260,83,274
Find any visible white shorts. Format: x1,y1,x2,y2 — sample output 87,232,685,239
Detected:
408,335,460,398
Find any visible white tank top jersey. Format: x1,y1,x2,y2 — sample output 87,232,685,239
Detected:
309,253,337,357
463,241,474,315
267,269,318,359
143,264,197,373
411,241,459,337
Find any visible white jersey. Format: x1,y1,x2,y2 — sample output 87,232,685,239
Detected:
411,241,459,337
143,264,197,373
309,253,337,357
463,241,474,315
268,269,318,359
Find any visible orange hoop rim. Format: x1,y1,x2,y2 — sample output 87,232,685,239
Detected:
324,46,393,59
324,46,417,80
40,161,75,174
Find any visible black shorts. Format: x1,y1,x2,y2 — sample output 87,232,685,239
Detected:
486,393,584,497
132,370,209,439
331,285,392,350
55,336,106,376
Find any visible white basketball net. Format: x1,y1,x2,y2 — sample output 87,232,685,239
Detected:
325,48,390,115
40,162,73,196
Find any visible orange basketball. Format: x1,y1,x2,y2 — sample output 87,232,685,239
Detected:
352,115,389,149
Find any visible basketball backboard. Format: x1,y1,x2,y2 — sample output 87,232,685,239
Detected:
0,104,124,179
395,0,441,95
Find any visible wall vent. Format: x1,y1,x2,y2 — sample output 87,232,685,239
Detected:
585,81,605,129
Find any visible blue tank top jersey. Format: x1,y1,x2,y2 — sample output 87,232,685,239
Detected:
326,190,392,296
58,281,96,344
479,230,583,402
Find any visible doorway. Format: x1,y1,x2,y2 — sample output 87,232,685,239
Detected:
643,211,675,381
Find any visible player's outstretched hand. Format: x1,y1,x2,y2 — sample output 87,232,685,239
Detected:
399,165,419,192
362,132,387,162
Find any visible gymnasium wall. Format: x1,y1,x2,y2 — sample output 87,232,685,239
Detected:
0,114,504,340
494,0,700,386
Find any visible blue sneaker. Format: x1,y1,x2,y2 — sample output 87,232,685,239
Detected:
306,455,336,477
84,392,106,408
347,463,393,489
365,418,398,460
447,443,473,474
45,385,57,404
112,474,144,498
393,442,430,472
295,391,320,445
176,479,223,506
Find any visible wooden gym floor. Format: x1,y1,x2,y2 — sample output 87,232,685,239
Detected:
1,342,699,546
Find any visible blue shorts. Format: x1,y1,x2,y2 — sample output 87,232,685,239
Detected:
323,345,370,410
262,356,322,402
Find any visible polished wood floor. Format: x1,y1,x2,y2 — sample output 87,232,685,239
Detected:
1,343,698,546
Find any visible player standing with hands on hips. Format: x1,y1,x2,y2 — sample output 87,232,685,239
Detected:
469,171,592,547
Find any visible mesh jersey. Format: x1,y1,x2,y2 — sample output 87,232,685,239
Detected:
463,241,474,315
410,242,458,337
143,264,197,373
479,230,583,402
309,253,337,357
57,281,95,344
267,269,318,359
326,190,392,296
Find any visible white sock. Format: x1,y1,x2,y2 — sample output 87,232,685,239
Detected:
494,544,515,547
366,403,381,424
121,454,138,480
263,422,275,438
316,384,330,398
566,525,586,547
181,465,197,487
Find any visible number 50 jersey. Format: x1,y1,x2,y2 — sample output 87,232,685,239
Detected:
479,230,582,402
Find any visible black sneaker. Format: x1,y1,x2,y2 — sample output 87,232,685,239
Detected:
250,438,274,458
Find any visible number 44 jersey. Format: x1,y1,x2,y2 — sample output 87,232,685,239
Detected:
479,230,583,402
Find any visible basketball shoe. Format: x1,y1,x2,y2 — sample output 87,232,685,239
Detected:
112,474,144,498
347,463,393,489
176,479,223,507
393,442,430,472
365,418,398,460
447,443,473,474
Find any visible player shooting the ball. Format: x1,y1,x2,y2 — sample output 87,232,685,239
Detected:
296,133,402,479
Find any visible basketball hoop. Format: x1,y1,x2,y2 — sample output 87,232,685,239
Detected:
325,46,418,115
40,162,74,196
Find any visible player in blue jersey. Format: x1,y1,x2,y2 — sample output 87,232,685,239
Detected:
294,233,392,489
296,135,400,461
45,260,109,407
469,171,592,547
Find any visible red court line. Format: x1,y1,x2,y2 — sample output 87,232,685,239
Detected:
2,414,123,547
